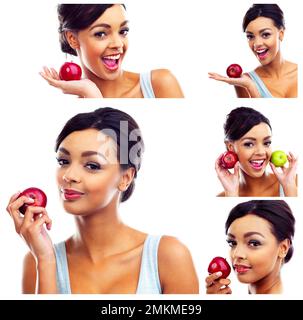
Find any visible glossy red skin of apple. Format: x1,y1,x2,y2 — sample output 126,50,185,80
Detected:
18,187,47,215
220,151,238,169
208,256,231,279
59,62,82,81
226,64,243,78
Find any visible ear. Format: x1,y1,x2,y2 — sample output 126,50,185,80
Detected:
225,141,235,152
65,31,80,50
118,167,135,192
278,238,290,260
279,28,285,42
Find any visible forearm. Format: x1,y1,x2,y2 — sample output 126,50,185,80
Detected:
36,259,57,294
283,184,297,197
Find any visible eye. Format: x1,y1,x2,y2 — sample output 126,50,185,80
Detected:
85,162,101,171
264,140,272,147
226,239,237,248
56,157,69,166
248,240,261,247
246,34,254,41
94,31,106,38
120,27,129,36
262,32,271,38
244,142,254,148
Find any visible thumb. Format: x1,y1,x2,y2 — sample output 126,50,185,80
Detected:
234,161,240,179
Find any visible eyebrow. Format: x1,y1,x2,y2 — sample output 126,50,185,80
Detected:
227,232,265,239
240,135,272,141
57,147,107,160
246,28,272,35
89,20,129,31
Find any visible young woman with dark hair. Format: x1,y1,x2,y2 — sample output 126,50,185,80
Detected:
6,107,198,294
206,200,295,294
40,4,184,98
209,4,297,98
216,107,297,197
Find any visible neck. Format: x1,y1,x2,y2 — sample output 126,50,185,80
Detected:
261,51,286,78
84,67,127,97
71,201,130,261
249,273,283,294
240,170,271,193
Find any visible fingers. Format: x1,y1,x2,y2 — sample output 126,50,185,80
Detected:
205,272,223,287
206,273,232,294
6,195,34,218
234,161,240,179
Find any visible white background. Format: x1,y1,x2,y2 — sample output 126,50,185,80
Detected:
0,0,302,298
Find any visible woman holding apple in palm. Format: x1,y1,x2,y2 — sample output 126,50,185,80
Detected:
209,4,297,98
40,4,184,98
6,107,198,294
216,107,298,197
206,200,295,294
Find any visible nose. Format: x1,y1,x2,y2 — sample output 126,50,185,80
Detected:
253,36,264,50
231,245,247,260
62,166,81,184
254,143,266,156
108,33,123,49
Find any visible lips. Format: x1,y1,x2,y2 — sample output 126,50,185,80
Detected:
255,48,269,60
101,53,121,71
234,264,252,274
62,189,84,201
249,159,266,170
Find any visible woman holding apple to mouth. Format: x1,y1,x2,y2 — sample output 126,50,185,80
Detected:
6,107,198,294
40,4,184,98
206,200,295,294
209,4,297,98
216,107,298,197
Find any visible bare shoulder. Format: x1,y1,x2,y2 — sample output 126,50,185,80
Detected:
158,236,199,293
158,236,191,260
22,251,37,293
151,69,184,98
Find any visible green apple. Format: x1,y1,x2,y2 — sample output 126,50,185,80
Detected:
270,150,288,167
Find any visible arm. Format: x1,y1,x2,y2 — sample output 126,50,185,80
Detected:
158,236,199,293
151,69,184,98
40,67,103,98
270,152,298,197
22,251,57,294
7,193,57,294
208,72,261,98
215,155,240,197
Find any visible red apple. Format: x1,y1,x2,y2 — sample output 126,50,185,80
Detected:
226,64,242,78
220,151,238,169
18,187,47,215
59,62,82,81
208,256,231,279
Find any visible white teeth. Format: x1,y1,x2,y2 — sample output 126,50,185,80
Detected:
103,54,120,60
250,160,264,165
256,49,267,54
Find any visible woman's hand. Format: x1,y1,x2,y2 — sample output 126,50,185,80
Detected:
208,72,261,98
40,67,103,98
270,152,298,196
215,155,240,197
6,192,55,262
206,272,232,294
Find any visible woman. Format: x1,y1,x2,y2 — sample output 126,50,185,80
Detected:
206,200,295,294
6,107,198,294
40,4,184,98
216,107,297,197
209,4,297,98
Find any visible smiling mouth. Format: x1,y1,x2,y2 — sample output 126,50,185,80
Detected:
249,159,266,170
255,48,269,60
234,265,252,274
101,54,121,71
